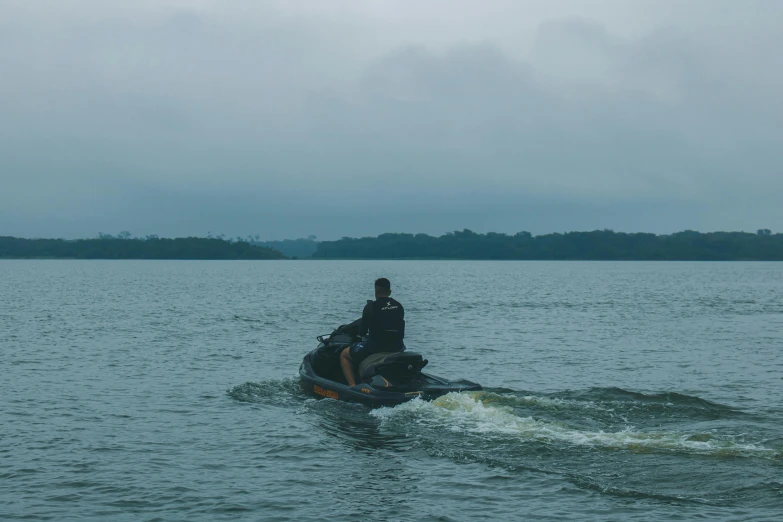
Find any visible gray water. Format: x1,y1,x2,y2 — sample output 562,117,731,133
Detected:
1,260,782,521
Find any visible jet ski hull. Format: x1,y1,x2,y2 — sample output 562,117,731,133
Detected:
299,351,482,407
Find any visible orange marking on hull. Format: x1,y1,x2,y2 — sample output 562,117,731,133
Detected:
313,385,338,399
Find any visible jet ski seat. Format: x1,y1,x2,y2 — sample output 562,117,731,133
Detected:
359,351,428,382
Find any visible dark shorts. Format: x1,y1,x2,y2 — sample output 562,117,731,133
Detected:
349,341,404,365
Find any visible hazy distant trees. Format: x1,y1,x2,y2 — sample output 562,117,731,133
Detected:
250,237,319,258
4,230,782,260
0,236,286,260
312,229,783,260
97,231,133,240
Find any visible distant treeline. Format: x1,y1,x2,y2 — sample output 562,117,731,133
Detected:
313,229,782,260
250,237,318,259
4,229,782,260
0,236,286,260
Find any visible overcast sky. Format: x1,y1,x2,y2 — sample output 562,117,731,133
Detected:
1,0,781,240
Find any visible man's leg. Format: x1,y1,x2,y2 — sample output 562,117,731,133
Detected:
340,347,357,386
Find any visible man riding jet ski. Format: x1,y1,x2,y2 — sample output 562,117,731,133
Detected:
299,278,481,406
339,278,406,386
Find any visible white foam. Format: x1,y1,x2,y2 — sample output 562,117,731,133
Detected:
472,390,612,413
370,392,777,458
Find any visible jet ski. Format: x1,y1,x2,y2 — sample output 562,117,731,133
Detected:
299,321,482,407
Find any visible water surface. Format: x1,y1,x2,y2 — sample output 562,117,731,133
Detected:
2,260,782,520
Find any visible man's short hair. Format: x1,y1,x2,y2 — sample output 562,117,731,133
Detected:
375,278,391,294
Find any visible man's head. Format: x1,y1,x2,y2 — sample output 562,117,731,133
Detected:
374,277,392,298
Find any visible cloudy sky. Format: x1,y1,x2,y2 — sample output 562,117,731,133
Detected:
1,0,781,240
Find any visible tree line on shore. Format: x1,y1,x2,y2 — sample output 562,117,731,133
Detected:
0,236,285,260
2,229,781,260
312,229,782,260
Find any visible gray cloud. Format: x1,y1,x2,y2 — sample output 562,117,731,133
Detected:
1,0,781,239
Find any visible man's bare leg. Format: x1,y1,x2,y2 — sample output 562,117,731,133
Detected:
340,347,357,386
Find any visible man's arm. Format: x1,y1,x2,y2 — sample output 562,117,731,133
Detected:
358,300,372,337
341,317,363,337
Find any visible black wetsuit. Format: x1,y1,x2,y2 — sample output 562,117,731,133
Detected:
349,297,405,363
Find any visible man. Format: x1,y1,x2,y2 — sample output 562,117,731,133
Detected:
340,278,405,386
